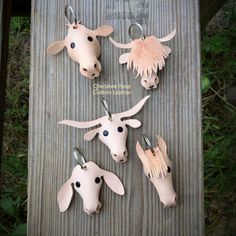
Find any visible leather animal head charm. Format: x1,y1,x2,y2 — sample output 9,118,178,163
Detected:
110,23,176,90
59,96,150,163
57,147,125,215
47,5,113,79
136,135,177,207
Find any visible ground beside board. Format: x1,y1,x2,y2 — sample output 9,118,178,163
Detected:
28,0,203,235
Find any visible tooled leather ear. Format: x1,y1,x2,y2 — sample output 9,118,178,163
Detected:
136,142,146,162
125,119,141,128
102,170,125,195
94,25,113,37
119,53,130,64
57,179,73,212
47,40,65,55
84,128,100,141
157,135,167,156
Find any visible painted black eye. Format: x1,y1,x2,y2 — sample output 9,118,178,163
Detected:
94,64,97,68
167,166,171,173
70,42,75,48
87,36,93,42
148,173,151,179
75,181,81,188
83,68,87,72
95,177,100,184
103,130,109,136
144,80,147,83
117,126,123,133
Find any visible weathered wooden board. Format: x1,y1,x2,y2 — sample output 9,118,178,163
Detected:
28,0,204,235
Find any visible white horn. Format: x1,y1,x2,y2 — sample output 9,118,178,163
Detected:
109,36,133,49
158,28,176,43
115,95,150,119
58,117,103,129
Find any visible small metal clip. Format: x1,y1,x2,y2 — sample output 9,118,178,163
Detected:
101,97,112,121
73,147,87,169
143,135,155,156
128,23,146,41
65,5,80,28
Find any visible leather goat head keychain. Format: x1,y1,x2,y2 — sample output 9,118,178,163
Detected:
47,5,113,79
57,147,125,215
110,23,176,90
59,96,150,163
136,135,177,207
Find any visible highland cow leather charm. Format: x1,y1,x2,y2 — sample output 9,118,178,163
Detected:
59,96,150,163
47,5,113,79
136,135,177,207
57,147,125,215
110,23,176,90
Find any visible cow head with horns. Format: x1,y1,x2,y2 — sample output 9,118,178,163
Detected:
59,96,150,163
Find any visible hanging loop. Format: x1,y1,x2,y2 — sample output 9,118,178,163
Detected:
128,23,146,41
143,135,155,155
65,5,79,27
73,147,87,169
101,97,112,121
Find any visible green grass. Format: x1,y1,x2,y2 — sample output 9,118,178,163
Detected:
0,7,236,235
0,17,30,236
202,5,236,235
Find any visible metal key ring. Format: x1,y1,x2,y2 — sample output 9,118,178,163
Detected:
143,135,155,155
73,147,87,169
101,97,112,121
128,23,146,41
65,5,79,27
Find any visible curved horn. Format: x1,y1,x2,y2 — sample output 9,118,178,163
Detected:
109,36,133,49
58,117,103,129
158,28,176,43
115,95,150,119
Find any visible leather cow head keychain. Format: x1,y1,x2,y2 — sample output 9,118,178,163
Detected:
59,96,150,163
47,5,113,79
57,147,125,215
110,23,176,90
136,135,177,207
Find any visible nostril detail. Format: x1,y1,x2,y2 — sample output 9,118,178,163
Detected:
149,85,154,89
114,154,117,156
91,73,95,76
120,159,124,162
123,151,127,155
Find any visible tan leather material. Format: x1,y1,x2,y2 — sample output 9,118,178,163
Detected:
47,23,113,79
57,161,125,215
136,135,177,207
59,96,150,162
110,29,176,88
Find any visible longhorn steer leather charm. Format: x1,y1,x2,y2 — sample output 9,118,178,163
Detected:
59,96,150,163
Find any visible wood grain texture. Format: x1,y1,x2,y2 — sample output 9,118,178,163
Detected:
28,0,204,235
